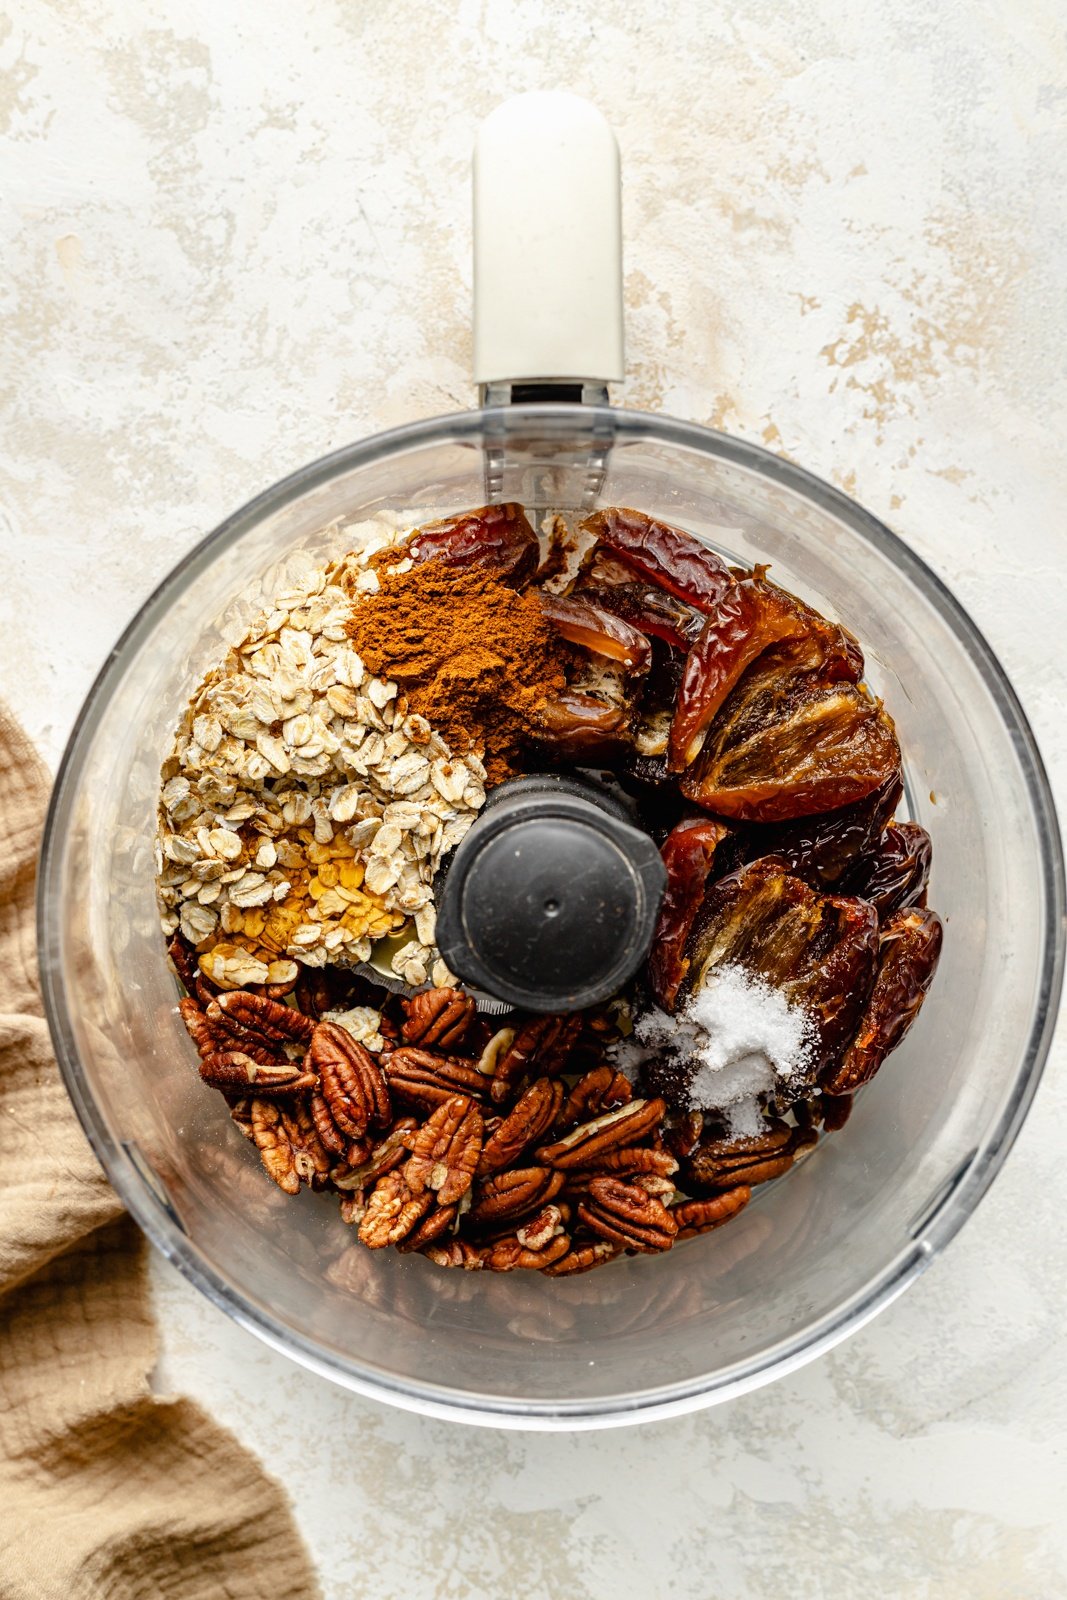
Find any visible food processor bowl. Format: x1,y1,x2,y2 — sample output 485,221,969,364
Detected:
38,403,1064,1428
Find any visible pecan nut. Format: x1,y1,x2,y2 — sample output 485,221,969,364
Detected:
209,990,315,1046
308,1021,392,1140
535,1097,667,1169
680,1121,798,1194
397,1202,458,1253
167,932,201,992
477,1077,565,1175
280,1100,332,1188
478,1232,571,1272
250,1098,301,1195
672,1186,751,1238
309,1091,348,1157
198,1051,317,1095
540,1240,621,1276
358,1170,434,1248
514,1204,566,1252
467,1166,565,1228
402,1094,484,1206
577,1176,678,1253
401,987,476,1050
382,1047,491,1110
558,1065,632,1129
331,1117,419,1190
423,1239,486,1270
563,1145,678,1180
490,1014,582,1104
227,1095,254,1140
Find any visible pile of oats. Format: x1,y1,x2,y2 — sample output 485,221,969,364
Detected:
156,544,486,992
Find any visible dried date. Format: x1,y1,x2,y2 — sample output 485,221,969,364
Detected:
582,507,734,614
647,816,730,1009
406,502,538,585
680,857,880,1068
822,906,943,1094
539,592,652,674
843,821,932,917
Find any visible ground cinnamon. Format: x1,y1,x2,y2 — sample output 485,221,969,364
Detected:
345,562,568,785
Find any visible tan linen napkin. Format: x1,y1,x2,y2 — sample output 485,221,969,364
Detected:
0,704,321,1600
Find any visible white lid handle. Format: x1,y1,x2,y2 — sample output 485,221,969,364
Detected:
473,92,625,388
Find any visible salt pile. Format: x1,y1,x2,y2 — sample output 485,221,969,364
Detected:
617,965,817,1136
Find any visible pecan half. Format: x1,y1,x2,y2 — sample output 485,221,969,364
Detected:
467,1166,565,1228
401,987,476,1050
558,1065,632,1129
680,1121,798,1193
515,1204,566,1252
227,1095,254,1139
199,1051,317,1095
664,1111,704,1161
309,1091,348,1157
294,966,346,1020
167,932,201,992
490,1015,582,1105
382,1047,491,1110
308,1021,392,1140
476,1026,516,1078
577,1176,678,1253
423,1239,486,1270
331,1117,419,1190
478,1232,571,1272
209,990,315,1046
477,1077,565,1175
178,996,232,1060
563,1145,678,1180
358,1170,434,1248
397,1202,458,1252
280,1100,332,1188
535,1098,666,1169
402,1095,484,1206
250,1098,301,1195
672,1186,751,1239
541,1240,621,1276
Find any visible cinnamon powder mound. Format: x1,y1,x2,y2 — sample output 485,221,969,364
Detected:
345,563,567,785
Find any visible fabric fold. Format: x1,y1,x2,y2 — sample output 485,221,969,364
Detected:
0,703,320,1600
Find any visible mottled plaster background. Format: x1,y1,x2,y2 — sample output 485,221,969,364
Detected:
3,2,1067,1596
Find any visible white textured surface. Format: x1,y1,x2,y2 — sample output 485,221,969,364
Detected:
4,3,1067,1595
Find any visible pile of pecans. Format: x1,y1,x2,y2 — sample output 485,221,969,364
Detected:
170,932,823,1275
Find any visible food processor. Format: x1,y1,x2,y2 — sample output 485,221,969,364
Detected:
38,92,1064,1428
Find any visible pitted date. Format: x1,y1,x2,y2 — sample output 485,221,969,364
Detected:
681,668,901,823
536,691,631,758
648,817,730,1010
669,577,804,770
581,507,734,614
539,592,652,674
843,821,932,916
822,906,943,1094
682,856,880,1067
750,771,903,887
407,502,539,585
579,580,705,653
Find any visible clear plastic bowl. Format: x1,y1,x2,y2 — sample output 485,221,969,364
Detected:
38,406,1064,1429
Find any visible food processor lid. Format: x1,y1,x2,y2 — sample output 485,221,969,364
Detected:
434,774,666,1011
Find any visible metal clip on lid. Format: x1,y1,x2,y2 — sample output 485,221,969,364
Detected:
434,775,666,1013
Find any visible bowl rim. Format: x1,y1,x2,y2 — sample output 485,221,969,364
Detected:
37,403,1066,1429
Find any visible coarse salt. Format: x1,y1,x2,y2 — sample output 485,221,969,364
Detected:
622,964,816,1135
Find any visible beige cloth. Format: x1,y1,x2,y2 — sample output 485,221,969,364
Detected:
0,705,321,1600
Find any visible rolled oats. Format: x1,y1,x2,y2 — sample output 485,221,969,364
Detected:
156,545,485,988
